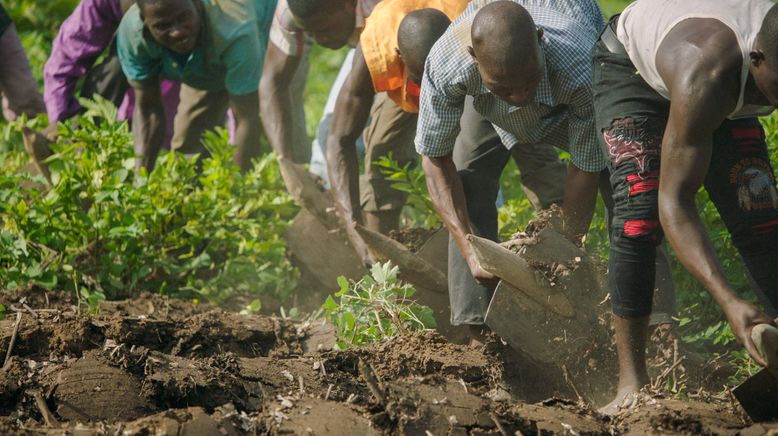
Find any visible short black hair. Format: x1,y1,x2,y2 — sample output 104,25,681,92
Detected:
759,4,778,63
397,9,451,68
287,0,335,20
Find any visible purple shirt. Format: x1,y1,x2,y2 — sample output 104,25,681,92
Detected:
44,0,179,147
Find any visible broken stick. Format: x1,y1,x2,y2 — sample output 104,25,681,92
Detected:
3,312,22,369
358,358,386,406
33,390,59,427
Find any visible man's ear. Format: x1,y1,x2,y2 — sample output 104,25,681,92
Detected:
750,50,766,67
536,27,544,42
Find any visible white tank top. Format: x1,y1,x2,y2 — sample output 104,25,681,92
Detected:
617,0,774,119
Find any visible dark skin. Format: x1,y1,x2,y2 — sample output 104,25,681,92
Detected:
259,0,357,161
600,18,778,415
326,46,376,264
134,0,261,172
424,29,600,286
326,44,425,265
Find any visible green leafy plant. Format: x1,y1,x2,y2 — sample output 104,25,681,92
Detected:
0,103,298,303
322,261,436,349
375,153,440,228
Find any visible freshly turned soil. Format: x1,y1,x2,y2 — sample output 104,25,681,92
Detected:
0,288,772,435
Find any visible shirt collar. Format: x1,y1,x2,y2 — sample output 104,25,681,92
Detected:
533,40,554,107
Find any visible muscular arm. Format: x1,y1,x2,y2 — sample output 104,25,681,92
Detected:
326,46,375,225
657,20,774,365
259,42,302,160
230,91,261,172
423,154,496,285
561,163,600,243
130,79,165,173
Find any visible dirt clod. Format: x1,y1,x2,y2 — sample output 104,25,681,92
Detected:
388,227,437,253
53,353,147,422
0,289,772,435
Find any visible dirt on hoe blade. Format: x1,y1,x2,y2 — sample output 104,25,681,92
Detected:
0,288,774,435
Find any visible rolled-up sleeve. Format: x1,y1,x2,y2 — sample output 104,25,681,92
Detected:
268,0,311,57
43,0,122,122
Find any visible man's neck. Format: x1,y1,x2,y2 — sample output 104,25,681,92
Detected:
743,72,771,106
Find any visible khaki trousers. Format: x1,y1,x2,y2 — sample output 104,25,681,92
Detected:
359,92,418,212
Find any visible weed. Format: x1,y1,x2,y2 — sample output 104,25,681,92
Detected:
322,261,436,349
0,102,298,303
375,153,440,228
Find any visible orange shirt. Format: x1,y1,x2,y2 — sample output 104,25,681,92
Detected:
360,0,468,113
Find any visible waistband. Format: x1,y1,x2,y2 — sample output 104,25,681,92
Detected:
599,14,626,55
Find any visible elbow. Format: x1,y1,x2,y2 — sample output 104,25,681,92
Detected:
422,154,452,171
657,192,684,231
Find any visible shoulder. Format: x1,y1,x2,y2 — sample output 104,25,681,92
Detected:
117,4,149,48
657,18,742,102
540,21,597,90
203,0,258,38
271,0,302,33
425,21,477,91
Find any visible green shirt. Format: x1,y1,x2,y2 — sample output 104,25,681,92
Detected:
117,0,276,95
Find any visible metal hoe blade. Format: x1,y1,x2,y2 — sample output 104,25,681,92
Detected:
733,368,778,422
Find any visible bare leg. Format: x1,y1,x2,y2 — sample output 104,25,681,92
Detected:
600,314,650,415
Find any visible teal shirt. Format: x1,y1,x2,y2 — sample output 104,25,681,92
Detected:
117,0,276,95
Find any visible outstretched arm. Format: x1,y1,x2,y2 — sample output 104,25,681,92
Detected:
326,46,375,228
423,154,497,287
130,79,165,173
561,163,600,242
657,28,775,366
230,91,261,172
259,42,303,160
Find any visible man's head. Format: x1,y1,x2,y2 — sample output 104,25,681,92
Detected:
137,0,201,54
468,1,544,107
753,5,778,106
397,8,452,84
288,0,358,49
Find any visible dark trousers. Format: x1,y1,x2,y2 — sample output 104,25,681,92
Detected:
80,42,128,114
448,97,680,325
592,31,778,318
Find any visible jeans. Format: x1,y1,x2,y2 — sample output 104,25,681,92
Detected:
592,29,778,318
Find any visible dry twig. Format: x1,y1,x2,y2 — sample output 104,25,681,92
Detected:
33,391,59,427
3,312,23,369
561,364,583,403
358,358,386,406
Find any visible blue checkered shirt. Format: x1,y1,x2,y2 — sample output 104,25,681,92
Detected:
415,0,607,172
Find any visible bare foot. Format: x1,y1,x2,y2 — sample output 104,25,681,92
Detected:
598,385,647,416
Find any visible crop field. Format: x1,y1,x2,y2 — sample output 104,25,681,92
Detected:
0,0,776,434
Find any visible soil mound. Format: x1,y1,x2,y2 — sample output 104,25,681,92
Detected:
0,289,772,435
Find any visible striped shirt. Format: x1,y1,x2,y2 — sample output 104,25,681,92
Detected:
415,0,607,172
269,0,381,56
